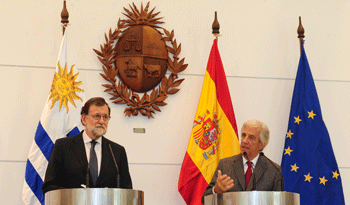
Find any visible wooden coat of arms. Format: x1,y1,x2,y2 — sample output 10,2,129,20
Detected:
94,2,188,118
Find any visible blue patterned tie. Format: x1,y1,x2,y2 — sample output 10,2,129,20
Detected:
90,140,98,186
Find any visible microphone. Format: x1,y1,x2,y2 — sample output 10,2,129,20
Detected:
109,144,120,188
243,152,256,191
259,152,284,191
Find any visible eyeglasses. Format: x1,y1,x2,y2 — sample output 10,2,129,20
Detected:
86,114,111,121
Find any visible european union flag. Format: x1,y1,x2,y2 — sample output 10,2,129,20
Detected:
281,40,345,205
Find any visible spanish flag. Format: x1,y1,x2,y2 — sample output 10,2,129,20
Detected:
178,39,240,205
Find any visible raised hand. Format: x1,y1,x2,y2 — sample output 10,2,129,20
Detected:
213,170,234,193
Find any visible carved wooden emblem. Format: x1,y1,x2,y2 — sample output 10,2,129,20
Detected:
94,2,188,118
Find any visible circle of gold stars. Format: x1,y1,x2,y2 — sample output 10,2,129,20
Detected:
284,110,341,187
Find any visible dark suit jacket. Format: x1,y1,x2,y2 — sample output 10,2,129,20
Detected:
42,131,132,194
202,153,284,202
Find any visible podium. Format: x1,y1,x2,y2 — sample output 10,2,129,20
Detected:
45,188,144,205
204,191,299,205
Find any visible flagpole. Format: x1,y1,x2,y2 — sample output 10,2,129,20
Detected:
61,0,69,35
297,16,305,53
212,11,220,41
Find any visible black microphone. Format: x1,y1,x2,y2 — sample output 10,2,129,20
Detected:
109,144,120,188
243,152,256,191
259,152,284,191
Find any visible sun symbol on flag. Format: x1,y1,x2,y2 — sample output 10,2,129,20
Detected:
49,61,84,113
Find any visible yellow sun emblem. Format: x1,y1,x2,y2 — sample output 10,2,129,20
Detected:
49,61,84,113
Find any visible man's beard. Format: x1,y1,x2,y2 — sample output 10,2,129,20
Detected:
87,123,107,138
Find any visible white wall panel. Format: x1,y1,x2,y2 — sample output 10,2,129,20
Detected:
129,163,185,205
0,162,26,205
0,66,54,160
340,168,350,204
1,0,350,80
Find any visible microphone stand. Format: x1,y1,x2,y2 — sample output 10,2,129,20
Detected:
86,166,90,188
260,152,284,191
252,168,256,191
109,144,120,188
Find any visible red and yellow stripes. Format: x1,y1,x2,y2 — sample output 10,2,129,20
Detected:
179,39,240,205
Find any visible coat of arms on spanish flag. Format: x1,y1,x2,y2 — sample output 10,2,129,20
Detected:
178,39,240,205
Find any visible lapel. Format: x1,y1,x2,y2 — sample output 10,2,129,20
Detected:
71,132,89,177
233,154,246,190
247,154,267,191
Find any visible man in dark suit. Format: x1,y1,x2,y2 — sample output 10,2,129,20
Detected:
202,119,284,202
42,97,132,194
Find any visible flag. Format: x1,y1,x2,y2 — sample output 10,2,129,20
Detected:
281,40,345,205
22,28,85,205
178,39,240,205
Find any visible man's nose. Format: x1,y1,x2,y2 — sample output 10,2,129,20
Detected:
98,117,106,123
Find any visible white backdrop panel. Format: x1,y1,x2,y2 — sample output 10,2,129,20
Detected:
129,163,184,205
0,66,53,160
0,162,26,205
1,0,350,80
340,168,350,205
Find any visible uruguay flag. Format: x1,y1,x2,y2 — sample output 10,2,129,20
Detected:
22,28,85,205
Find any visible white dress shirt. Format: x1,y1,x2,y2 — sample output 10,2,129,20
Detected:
83,131,102,175
243,153,259,174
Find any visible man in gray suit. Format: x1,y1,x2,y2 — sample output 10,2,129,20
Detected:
202,119,284,202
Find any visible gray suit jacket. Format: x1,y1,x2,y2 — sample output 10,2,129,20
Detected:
202,153,284,202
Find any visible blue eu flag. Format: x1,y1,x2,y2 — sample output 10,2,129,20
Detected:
281,40,345,205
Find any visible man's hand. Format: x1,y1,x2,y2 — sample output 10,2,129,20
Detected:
213,170,234,193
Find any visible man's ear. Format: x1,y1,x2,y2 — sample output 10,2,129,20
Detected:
259,142,265,151
81,114,87,126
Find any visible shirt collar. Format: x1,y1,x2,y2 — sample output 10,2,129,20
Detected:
242,153,260,167
83,130,102,145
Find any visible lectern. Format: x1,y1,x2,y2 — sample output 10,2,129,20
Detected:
45,188,144,205
204,191,299,205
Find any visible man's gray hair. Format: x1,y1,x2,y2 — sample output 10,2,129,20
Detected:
241,119,270,151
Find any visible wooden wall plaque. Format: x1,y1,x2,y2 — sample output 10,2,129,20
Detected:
94,2,188,118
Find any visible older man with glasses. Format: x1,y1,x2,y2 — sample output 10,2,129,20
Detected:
42,97,132,194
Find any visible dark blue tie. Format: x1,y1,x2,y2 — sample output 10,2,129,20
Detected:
90,140,98,185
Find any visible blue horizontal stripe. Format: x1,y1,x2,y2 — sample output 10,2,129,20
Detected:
34,122,54,161
67,126,80,137
25,159,44,204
